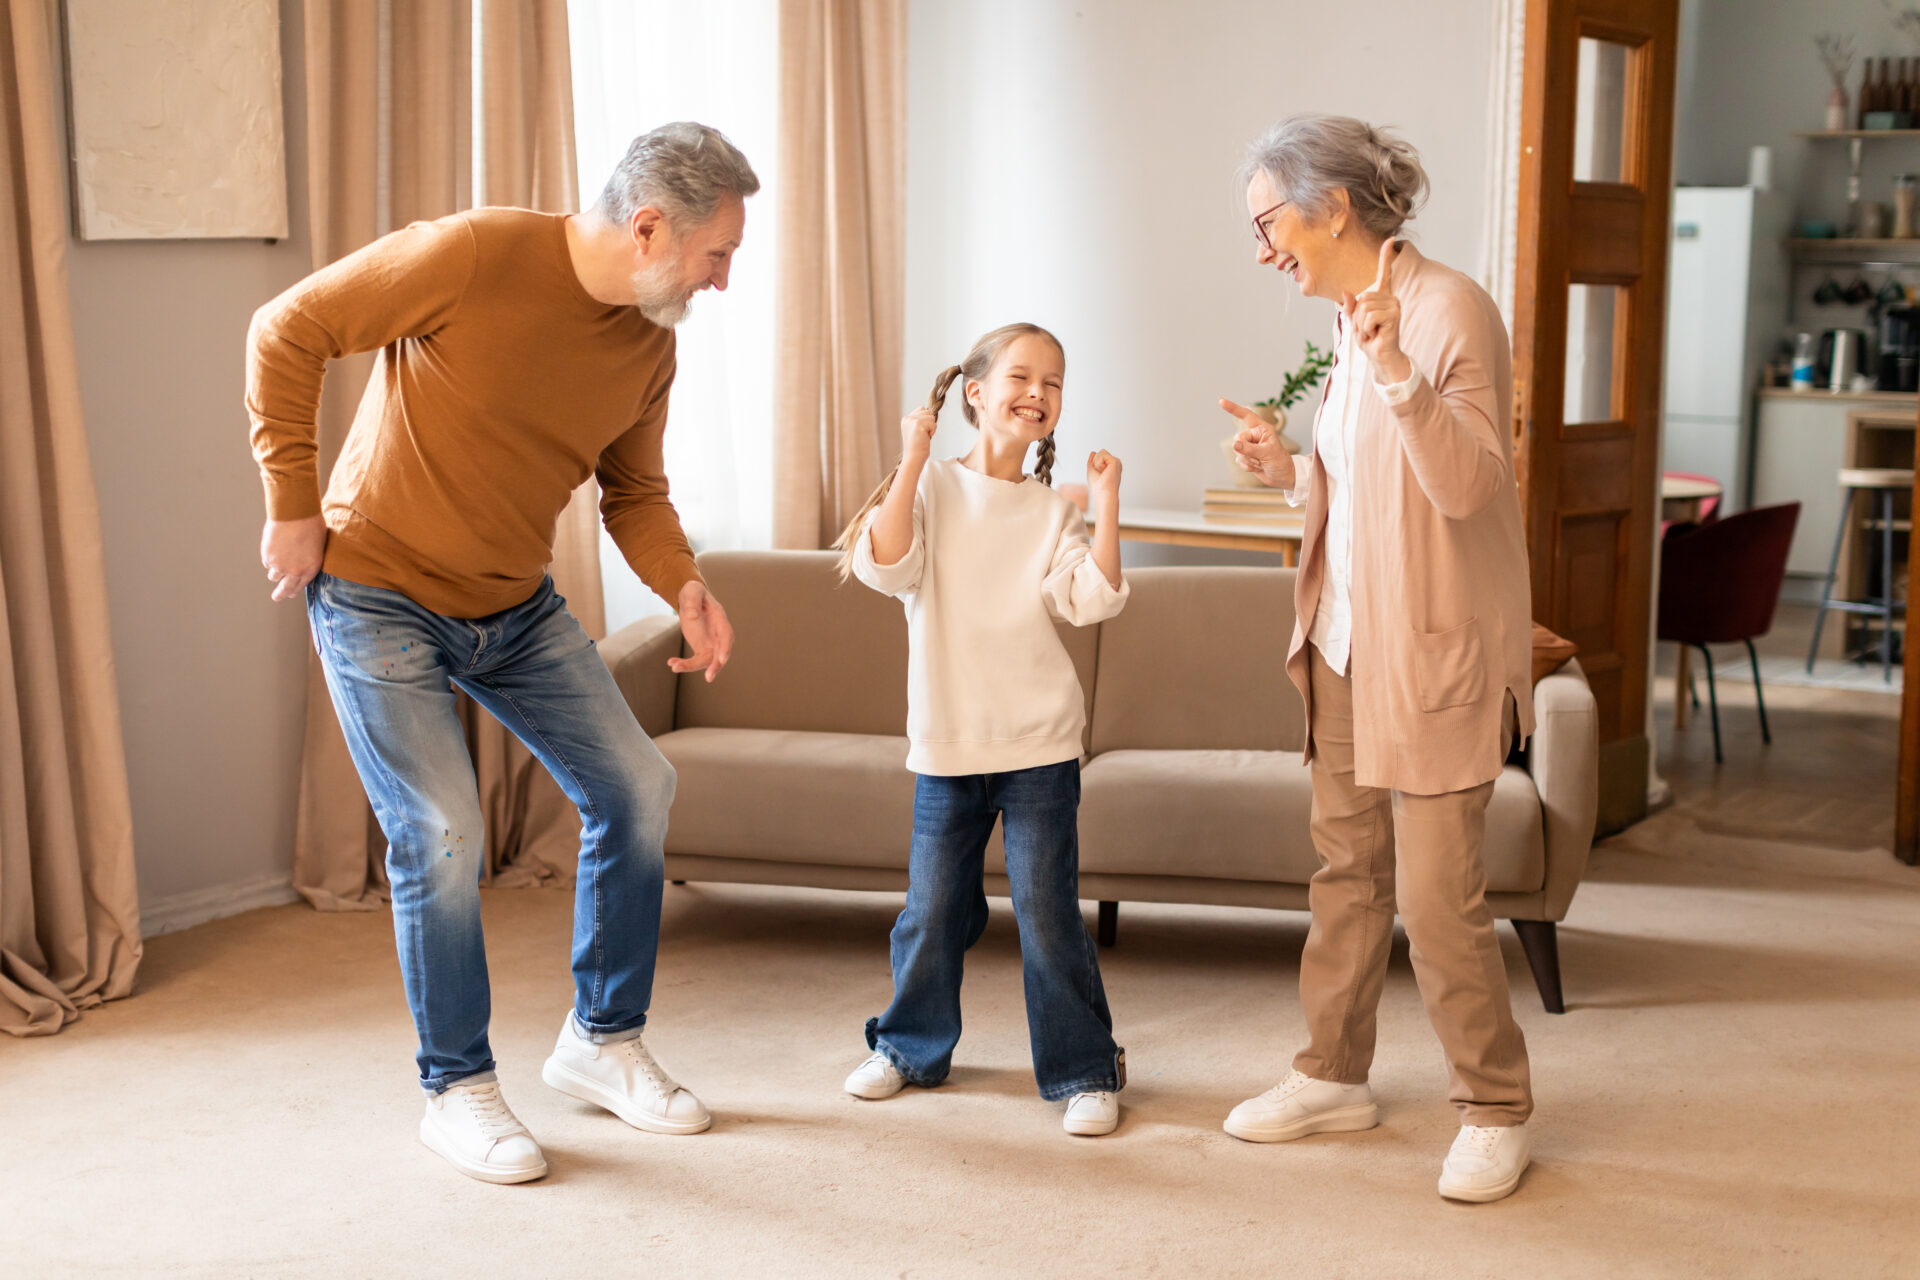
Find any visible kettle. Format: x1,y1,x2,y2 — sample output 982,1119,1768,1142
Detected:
1818,328,1872,391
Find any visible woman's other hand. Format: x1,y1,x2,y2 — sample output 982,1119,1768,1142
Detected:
1220,399,1296,490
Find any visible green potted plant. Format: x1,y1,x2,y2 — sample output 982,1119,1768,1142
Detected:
1221,341,1336,485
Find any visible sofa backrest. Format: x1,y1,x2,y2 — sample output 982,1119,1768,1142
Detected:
1090,566,1305,753
675,550,1098,748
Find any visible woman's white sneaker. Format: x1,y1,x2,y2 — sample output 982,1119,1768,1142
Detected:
1438,1123,1531,1202
541,1016,712,1134
1062,1091,1120,1136
843,1051,907,1099
419,1081,548,1184
1223,1069,1379,1143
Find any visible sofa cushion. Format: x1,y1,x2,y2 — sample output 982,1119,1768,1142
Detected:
1079,750,1321,882
1079,750,1545,893
1091,567,1306,754
657,728,915,867
673,551,1099,753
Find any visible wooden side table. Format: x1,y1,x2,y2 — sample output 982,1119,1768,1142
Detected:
1093,506,1304,566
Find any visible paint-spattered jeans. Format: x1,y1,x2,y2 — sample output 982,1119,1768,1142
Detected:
866,761,1123,1101
306,572,674,1093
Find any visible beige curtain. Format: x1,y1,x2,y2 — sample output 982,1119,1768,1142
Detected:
293,0,602,912
0,0,143,1035
772,0,908,549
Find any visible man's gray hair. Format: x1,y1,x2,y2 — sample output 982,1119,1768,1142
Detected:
1239,114,1428,241
596,121,761,227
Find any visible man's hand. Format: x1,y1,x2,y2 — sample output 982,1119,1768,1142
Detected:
670,579,734,682
261,516,328,601
1219,400,1296,490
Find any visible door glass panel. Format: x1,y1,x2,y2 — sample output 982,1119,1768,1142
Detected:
1574,37,1631,183
1564,283,1624,424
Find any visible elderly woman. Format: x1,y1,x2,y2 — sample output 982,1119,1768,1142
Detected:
1218,115,1537,1203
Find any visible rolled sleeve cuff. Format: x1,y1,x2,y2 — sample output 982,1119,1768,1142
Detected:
851,520,920,595
1373,367,1425,406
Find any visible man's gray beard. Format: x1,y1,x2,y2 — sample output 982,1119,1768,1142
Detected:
632,260,692,327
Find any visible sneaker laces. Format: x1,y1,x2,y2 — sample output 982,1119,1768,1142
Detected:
456,1084,523,1139
615,1036,679,1099
1455,1125,1502,1157
1068,1091,1113,1109
858,1052,895,1075
1258,1070,1314,1103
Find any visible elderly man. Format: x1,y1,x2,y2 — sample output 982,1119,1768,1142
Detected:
247,122,756,1184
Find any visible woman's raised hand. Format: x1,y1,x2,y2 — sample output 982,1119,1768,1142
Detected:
1219,399,1295,490
900,406,938,469
1342,238,1412,384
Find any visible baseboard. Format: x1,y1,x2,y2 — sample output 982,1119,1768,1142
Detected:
139,871,302,938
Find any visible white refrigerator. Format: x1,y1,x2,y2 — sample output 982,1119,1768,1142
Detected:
1661,186,1790,512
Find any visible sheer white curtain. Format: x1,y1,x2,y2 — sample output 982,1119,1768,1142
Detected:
568,0,780,633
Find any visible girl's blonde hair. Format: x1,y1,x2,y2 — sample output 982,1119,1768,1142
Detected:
831,322,1065,581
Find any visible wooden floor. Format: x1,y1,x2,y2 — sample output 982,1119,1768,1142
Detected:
1652,600,1901,852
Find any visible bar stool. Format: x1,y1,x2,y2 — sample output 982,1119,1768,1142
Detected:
1807,467,1912,682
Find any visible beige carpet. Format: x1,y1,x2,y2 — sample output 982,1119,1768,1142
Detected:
5,816,1918,1280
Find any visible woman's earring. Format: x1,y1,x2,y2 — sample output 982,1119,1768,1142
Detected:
1332,227,1341,239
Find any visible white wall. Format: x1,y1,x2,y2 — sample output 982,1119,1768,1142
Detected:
904,0,1498,554
60,0,314,928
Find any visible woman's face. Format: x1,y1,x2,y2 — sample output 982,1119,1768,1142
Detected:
966,333,1064,449
1247,169,1343,302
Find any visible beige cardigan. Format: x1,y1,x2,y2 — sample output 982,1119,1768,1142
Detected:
1285,242,1535,796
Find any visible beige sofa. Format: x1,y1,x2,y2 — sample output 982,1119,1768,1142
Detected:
600,551,1599,1012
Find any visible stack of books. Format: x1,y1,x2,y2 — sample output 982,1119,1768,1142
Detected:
1201,486,1300,525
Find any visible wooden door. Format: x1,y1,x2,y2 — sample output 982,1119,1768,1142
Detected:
1512,0,1679,831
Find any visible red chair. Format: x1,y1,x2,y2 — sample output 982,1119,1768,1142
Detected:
1656,503,1800,763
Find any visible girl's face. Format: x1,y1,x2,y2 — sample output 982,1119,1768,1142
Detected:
1247,169,1344,302
966,333,1065,448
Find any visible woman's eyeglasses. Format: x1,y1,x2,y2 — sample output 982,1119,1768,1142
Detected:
1251,200,1288,250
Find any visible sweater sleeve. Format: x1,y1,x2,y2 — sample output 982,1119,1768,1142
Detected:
1380,291,1511,521
1042,506,1129,625
597,348,703,605
850,484,926,598
245,217,477,520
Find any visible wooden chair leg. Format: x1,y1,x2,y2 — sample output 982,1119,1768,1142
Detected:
1511,919,1565,1014
1096,900,1118,947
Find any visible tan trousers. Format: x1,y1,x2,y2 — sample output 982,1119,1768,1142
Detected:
1293,646,1533,1126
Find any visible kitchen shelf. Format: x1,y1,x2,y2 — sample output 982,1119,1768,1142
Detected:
1794,130,1920,139
1787,237,1920,263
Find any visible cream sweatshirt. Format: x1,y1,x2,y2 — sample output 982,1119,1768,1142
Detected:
852,457,1130,776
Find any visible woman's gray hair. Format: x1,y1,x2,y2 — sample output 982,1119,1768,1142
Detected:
1239,114,1428,241
596,121,761,228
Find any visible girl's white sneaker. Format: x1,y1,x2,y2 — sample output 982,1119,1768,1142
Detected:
419,1080,548,1184
1438,1122,1531,1202
844,1051,907,1099
1063,1091,1120,1136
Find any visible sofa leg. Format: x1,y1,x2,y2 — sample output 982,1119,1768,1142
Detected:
670,880,686,886
1512,920,1564,1014
1096,901,1118,947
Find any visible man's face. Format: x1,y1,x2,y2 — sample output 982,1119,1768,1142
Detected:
630,194,746,327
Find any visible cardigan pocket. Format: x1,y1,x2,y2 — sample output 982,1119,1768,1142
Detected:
1412,618,1487,711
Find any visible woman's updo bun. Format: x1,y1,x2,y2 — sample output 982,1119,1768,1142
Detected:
1239,115,1429,241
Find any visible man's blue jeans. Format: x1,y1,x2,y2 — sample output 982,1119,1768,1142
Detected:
866,761,1123,1101
306,572,674,1093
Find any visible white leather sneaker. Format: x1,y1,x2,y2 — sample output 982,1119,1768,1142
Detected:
1062,1091,1120,1136
540,1016,712,1135
419,1080,547,1184
1438,1123,1531,1202
844,1052,908,1100
1223,1069,1379,1143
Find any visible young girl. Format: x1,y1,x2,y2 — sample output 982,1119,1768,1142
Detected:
833,322,1130,1136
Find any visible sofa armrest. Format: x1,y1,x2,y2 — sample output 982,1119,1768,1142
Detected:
598,615,683,739
1529,658,1599,920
